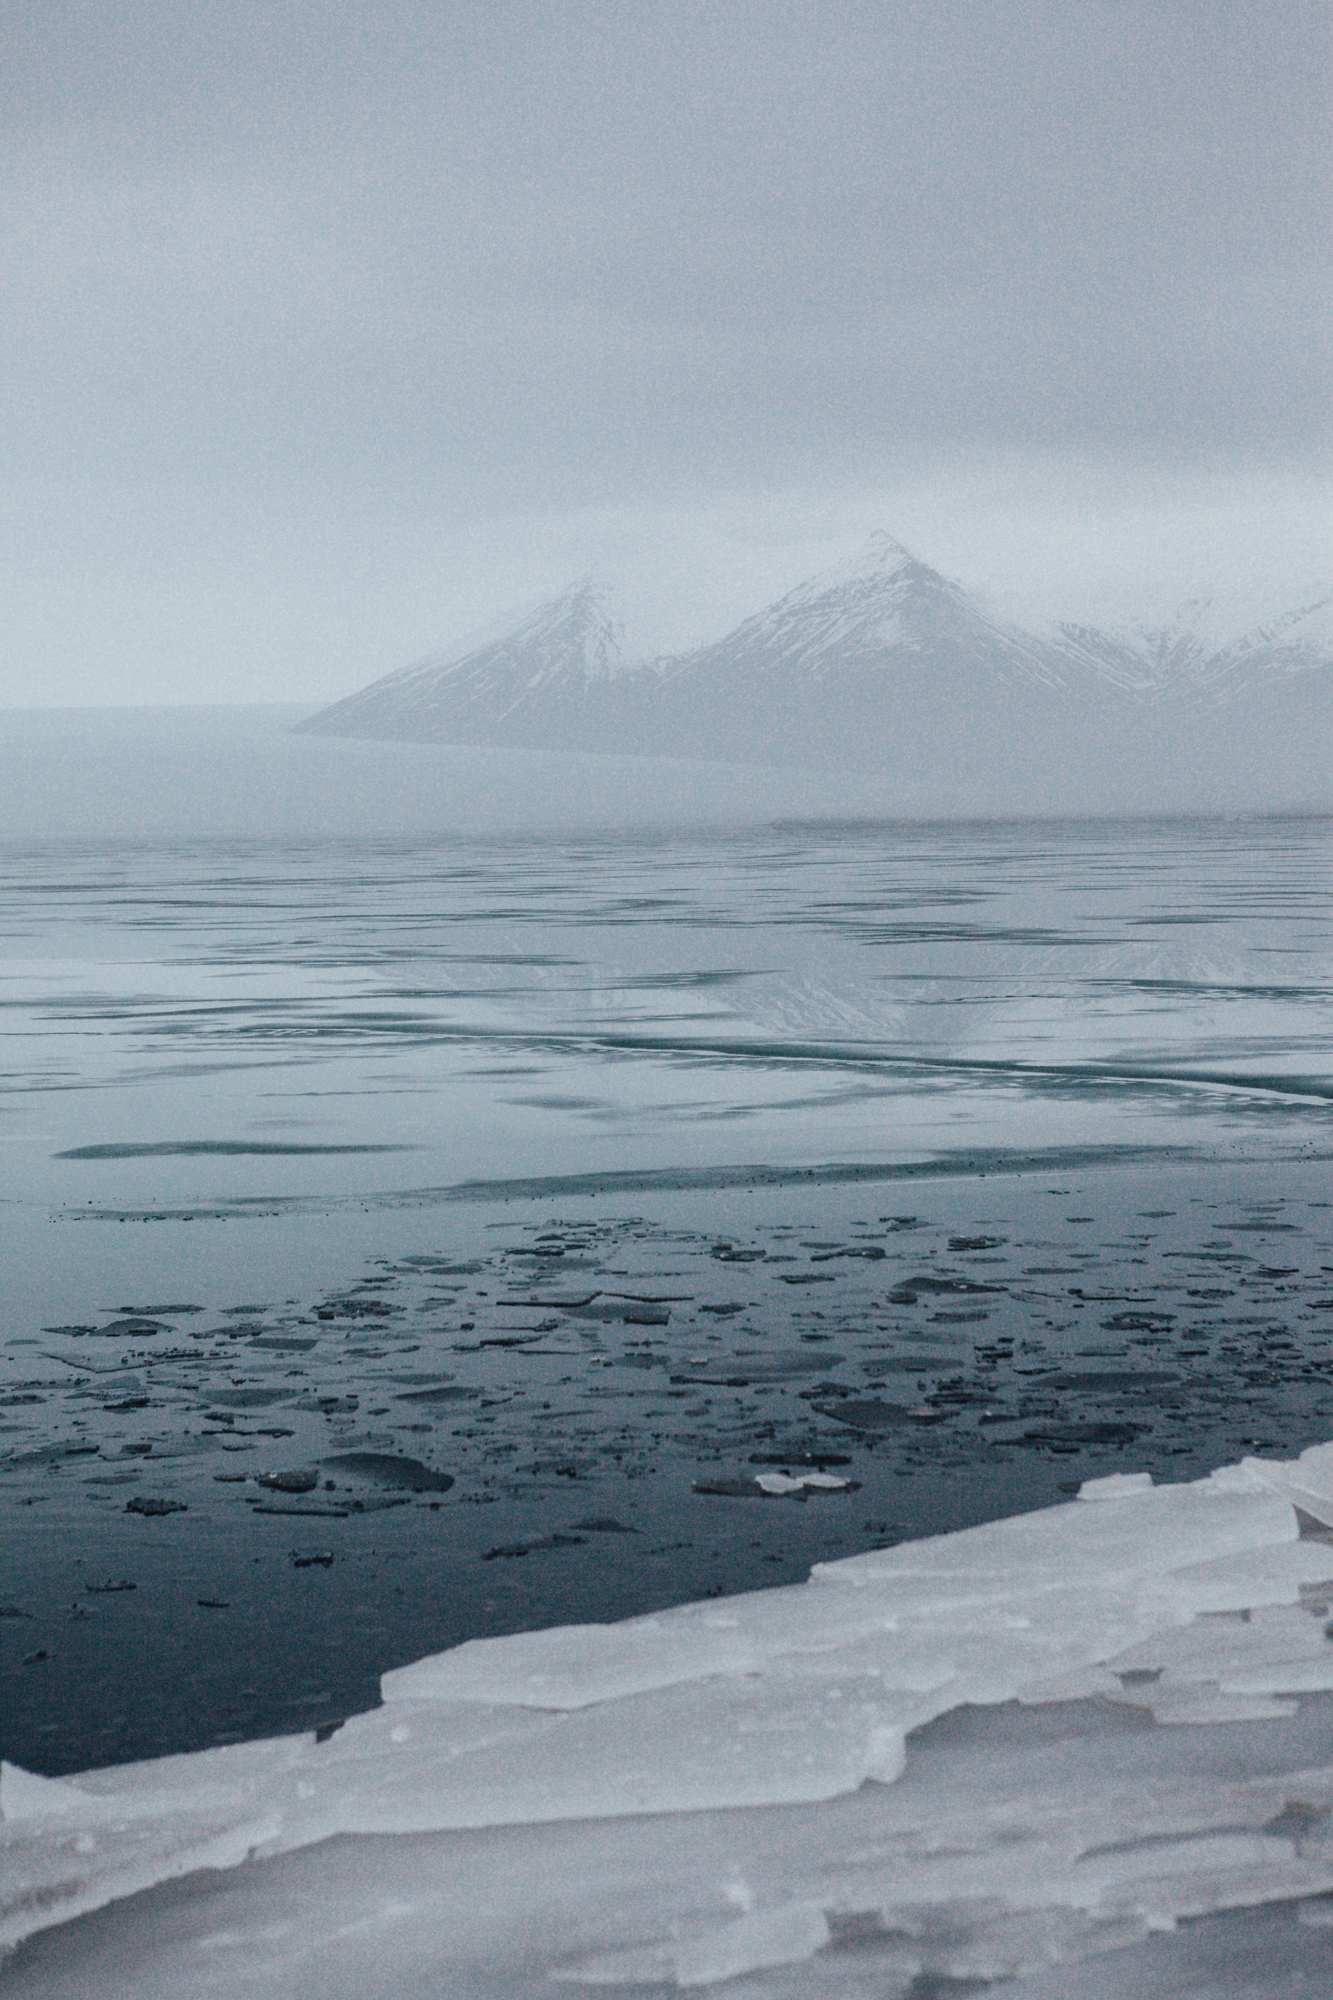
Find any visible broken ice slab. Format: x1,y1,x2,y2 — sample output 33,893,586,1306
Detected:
383,1467,1297,1715
1238,1439,1333,1530
10,1699,1333,1999
7,1436,1333,1970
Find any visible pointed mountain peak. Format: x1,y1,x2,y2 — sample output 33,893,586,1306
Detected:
295,575,633,740
755,533,965,638
487,575,627,687
778,533,958,610
858,530,927,573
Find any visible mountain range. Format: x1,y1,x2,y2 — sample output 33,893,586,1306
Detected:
296,535,1333,811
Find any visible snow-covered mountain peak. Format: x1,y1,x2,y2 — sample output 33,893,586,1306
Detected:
859,530,929,573
476,578,628,690
645,532,1098,704
783,533,957,607
746,536,970,649
294,577,632,741
297,538,1333,765
1053,582,1333,701
1208,590,1333,662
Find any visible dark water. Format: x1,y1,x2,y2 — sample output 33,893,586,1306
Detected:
3,760,1332,1772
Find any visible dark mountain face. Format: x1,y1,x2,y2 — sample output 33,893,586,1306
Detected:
294,538,1333,810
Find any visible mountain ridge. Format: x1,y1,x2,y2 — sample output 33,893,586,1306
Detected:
294,537,1333,807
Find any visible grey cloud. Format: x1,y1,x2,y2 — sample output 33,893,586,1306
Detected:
0,0,1327,702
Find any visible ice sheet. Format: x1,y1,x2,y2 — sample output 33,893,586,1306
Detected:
8,1440,1333,1993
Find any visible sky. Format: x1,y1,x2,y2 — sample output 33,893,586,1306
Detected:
2,0,1329,706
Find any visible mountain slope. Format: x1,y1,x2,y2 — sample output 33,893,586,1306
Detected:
642,534,1130,775
663,533,1099,698
1056,591,1333,703
295,581,641,749
294,538,1333,809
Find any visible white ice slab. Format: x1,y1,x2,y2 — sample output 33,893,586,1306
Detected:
6,1443,1333,1996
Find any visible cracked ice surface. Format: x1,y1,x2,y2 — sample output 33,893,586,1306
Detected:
10,1447,1333,1995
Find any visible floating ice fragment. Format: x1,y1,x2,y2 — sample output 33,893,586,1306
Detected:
324,1452,453,1492
256,1468,318,1494
754,1472,851,1496
695,1470,854,1497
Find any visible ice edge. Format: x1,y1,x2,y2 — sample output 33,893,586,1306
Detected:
5,1439,1333,1965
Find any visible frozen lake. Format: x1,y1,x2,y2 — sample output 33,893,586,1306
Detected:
3,710,1332,1782
5,708,1333,1996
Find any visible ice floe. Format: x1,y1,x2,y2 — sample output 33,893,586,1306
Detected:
8,1441,1333,1993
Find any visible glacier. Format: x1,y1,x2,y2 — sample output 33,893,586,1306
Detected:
9,1441,1333,1995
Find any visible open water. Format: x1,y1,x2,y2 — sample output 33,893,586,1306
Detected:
2,711,1331,1774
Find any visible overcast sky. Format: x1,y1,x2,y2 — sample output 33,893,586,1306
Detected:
2,0,1328,705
